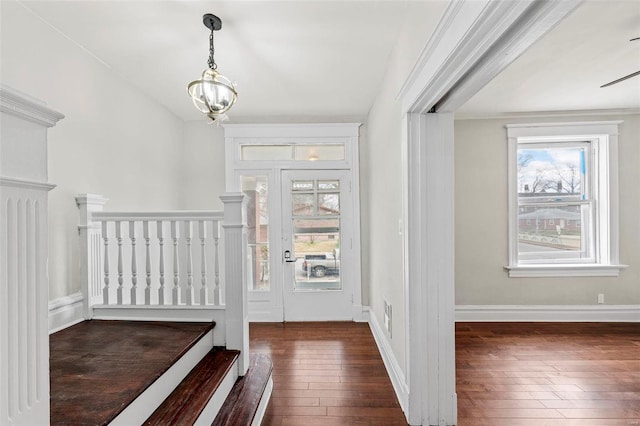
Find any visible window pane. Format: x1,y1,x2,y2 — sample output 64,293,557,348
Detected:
241,145,293,161
294,144,345,161
293,218,341,291
318,193,340,215
292,193,314,216
241,176,270,291
518,146,587,202
318,180,340,190
518,204,592,262
292,181,313,191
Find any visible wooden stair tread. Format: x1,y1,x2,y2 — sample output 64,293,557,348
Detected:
50,320,215,426
144,348,240,425
213,353,273,426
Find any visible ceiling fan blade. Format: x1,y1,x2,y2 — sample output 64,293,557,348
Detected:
630,37,640,41
600,70,640,88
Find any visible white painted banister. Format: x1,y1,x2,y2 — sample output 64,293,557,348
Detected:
157,221,165,305
221,193,249,375
77,198,230,314
129,221,138,305
76,194,108,319
102,221,110,305
116,221,124,305
185,220,194,305
171,220,180,305
143,221,151,305
76,194,249,353
214,224,221,306
199,220,208,305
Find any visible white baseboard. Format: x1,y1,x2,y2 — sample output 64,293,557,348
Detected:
367,309,408,414
456,305,640,322
49,293,84,334
353,304,369,322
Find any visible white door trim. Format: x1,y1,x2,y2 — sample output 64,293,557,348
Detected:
398,1,583,424
223,123,364,322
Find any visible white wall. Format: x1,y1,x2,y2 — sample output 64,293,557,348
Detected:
1,1,185,300
363,3,446,373
181,121,227,210
455,113,640,306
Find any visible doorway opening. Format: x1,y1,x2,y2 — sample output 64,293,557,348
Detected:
223,124,363,322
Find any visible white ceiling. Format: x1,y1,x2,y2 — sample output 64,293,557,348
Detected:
19,0,446,122
458,0,640,116
16,0,640,121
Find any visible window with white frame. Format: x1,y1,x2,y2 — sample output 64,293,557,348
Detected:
506,121,624,277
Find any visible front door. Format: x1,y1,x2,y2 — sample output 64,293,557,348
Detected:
281,170,353,320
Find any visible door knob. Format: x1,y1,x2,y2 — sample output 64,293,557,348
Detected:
284,250,297,263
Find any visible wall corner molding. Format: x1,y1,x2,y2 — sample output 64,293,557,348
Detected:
0,84,65,127
49,293,85,334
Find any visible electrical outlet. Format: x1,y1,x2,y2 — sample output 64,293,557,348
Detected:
597,293,605,304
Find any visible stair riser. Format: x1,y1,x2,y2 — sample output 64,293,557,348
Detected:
251,376,273,426
109,329,214,426
194,361,239,426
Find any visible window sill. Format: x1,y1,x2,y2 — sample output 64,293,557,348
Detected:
505,264,628,278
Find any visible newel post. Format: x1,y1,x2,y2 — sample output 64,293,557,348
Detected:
221,193,249,375
76,194,108,319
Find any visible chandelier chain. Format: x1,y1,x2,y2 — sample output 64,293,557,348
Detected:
208,28,217,70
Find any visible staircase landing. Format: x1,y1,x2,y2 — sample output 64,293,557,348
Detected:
50,320,214,425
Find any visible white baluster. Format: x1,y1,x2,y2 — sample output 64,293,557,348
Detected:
129,221,137,305
185,220,194,305
157,221,165,305
213,221,220,306
199,221,208,305
116,221,123,305
143,221,151,305
102,221,110,305
171,221,181,305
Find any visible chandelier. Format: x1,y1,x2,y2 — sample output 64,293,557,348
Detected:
187,14,238,121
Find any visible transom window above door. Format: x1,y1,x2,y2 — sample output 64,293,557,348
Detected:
241,144,345,161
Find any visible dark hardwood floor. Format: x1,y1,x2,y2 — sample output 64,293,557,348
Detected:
250,322,407,426
252,321,640,426
49,320,640,425
50,320,213,425
456,322,640,425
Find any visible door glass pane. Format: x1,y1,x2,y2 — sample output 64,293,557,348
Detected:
292,194,314,216
318,193,340,215
292,181,313,191
241,176,270,291
294,218,341,291
318,180,340,190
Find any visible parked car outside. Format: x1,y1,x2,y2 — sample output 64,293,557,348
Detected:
302,251,340,278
